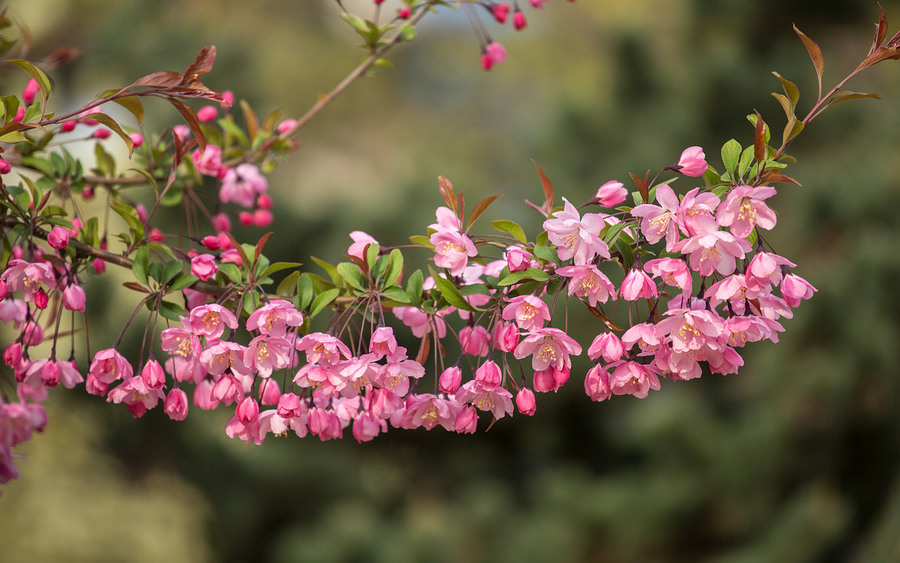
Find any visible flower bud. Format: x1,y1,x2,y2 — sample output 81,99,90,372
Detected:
236,396,260,424
22,78,40,105
47,226,70,249
197,105,218,123
62,284,86,311
33,288,49,310
439,366,462,394
164,388,189,420
455,405,478,434
513,11,527,30
141,358,166,389
677,146,707,177
516,387,536,415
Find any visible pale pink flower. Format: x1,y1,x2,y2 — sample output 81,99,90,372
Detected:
456,380,514,420
429,206,461,232
246,299,304,338
676,146,708,177
644,257,692,295
393,306,448,338
0,299,27,327
620,269,658,301
746,251,795,290
140,358,166,389
376,353,425,396
501,295,551,332
61,284,86,311
621,322,662,354
542,198,610,264
89,348,132,385
190,254,218,281
674,226,752,276
593,180,627,208
587,331,626,362
609,361,661,398
200,341,250,377
352,412,386,443
584,364,612,402
557,264,617,306
631,184,682,250
430,230,477,276
219,163,268,208
459,325,491,357
1,259,56,301
188,304,238,340
514,327,582,371
225,416,263,444
296,333,351,367
781,273,817,308
655,308,724,353
481,41,507,70
516,388,537,415
717,185,777,238
259,377,281,405
193,378,220,410
192,145,225,177
244,335,293,378
161,326,202,362
370,388,404,419
212,373,244,405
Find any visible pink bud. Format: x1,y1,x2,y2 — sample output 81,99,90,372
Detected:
259,377,281,406
252,208,273,228
492,322,520,353
4,342,22,367
164,388,189,421
13,107,24,122
221,91,235,108
81,185,95,200
516,388,536,415
276,119,298,135
239,211,254,227
481,42,507,71
149,228,164,242
594,180,627,207
398,7,411,19
475,360,502,390
455,405,478,434
587,331,625,362
23,78,40,105
677,146,707,177
62,284,86,311
236,396,260,424
92,128,111,139
47,226,70,249
0,158,11,174
201,235,221,250
60,120,77,133
129,133,144,148
33,288,49,310
190,254,219,281
141,358,166,389
41,360,60,387
212,213,232,233
197,105,218,123
513,11,527,30
439,366,462,394
0,279,6,300
257,193,273,210
92,258,106,274
492,4,510,23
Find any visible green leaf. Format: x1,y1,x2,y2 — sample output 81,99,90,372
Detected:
167,273,199,293
366,242,380,272
157,300,187,322
297,273,314,310
399,23,416,42
81,112,135,155
111,96,144,125
242,291,261,316
309,288,340,318
311,256,341,286
492,219,528,244
218,262,243,283
431,272,475,312
259,261,301,281
602,221,631,246
160,260,183,285
737,145,755,180
406,269,424,305
8,59,51,101
409,234,433,248
336,261,367,292
497,268,550,287
381,286,411,304
276,270,300,298
532,245,558,264
772,71,800,108
720,139,742,178
132,245,149,286
384,249,404,287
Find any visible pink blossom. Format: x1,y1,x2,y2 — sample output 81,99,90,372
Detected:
108,376,164,418
746,252,795,290
0,299,27,327
621,322,662,354
370,388,404,419
89,348,133,385
47,226,70,249
352,412,386,442
244,335,293,378
193,378,220,410
501,295,551,332
481,41,507,70
542,198,610,264
164,388,189,420
369,326,398,359
393,306,448,338
192,145,225,177
533,366,570,393
655,308,724,353
307,408,342,440
514,327,582,372
246,299,304,338
200,341,250,377
717,185,777,238
588,331,625,362
161,326,201,363
129,133,143,148
375,354,425,396
188,303,239,340
33,288,48,309
475,360,503,390
492,3,510,23
516,388,537,415
513,10,527,30
557,264,617,306
676,146,708,176
609,361,661,398
505,245,538,273
258,377,281,405
781,273,817,308
61,283,86,311
235,396,260,424
644,257,692,295
456,380,514,420
631,184,682,250
429,206,461,232
22,78,40,105
594,180,627,207
492,322,520,353
454,404,479,433
347,231,378,261
212,212,231,232
0,158,10,174
211,373,245,405
225,416,263,444
140,358,166,389
220,163,268,208
430,230,477,276
396,394,459,431
190,254,218,281
584,364,612,402
1,259,56,300
276,119,298,134
674,226,752,276
296,333,351,367
439,366,462,394
620,269,658,301
197,105,218,122
459,325,491,356
253,209,273,227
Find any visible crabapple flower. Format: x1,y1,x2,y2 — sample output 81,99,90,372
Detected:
717,185,777,238
557,264,617,306
1,259,56,301
746,252,796,289
481,41,507,70
676,146,707,176
781,273,817,307
593,180,627,207
584,364,612,402
108,376,164,418
644,257,692,295
454,404,479,434
192,145,225,177
430,230,477,276
200,341,251,377
513,10,527,30
533,366,570,393
543,198,610,264
188,304,239,340
296,333,351,367
620,268,658,301
655,307,724,353
347,231,378,261
587,332,625,362
244,335,293,378
190,254,218,281
505,245,538,272
459,325,491,356
245,299,304,338
492,322,520,353
502,295,551,332
456,380,514,420
89,348,133,386
609,361,661,398
140,358,166,389
197,105,218,122
47,226,70,249
22,78,40,105
393,306,448,338
674,226,752,276
516,388,537,415
220,163,268,208
439,366,462,394
514,327,583,372
631,184,682,250
164,388,189,421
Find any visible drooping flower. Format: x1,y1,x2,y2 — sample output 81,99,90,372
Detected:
557,265,617,306
631,184,682,251
514,327,582,372
620,269,658,301
593,180,627,208
188,304,239,341
219,163,268,208
542,198,610,264
190,254,218,281
430,230,477,276
717,185,778,238
608,361,661,398
676,146,708,177
501,295,551,332
245,299,304,338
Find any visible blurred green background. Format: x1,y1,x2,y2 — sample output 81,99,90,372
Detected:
2,0,900,561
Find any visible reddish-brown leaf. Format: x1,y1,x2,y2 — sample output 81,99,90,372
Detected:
466,194,503,232
753,110,767,164
167,98,206,153
531,160,555,214
438,176,457,215
793,25,825,94
182,46,217,84
132,70,183,89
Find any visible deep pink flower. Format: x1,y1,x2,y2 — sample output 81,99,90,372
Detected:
236,395,260,424
439,366,462,394
587,331,626,362
108,376,164,418
620,269,658,301
459,325,491,357
594,180,627,208
430,230,477,276
396,394,459,431
492,321,520,353
533,366,570,393
61,284,86,311
481,42,507,70
140,358,166,389
513,10,527,30
307,408,342,440
474,360,503,390
505,245,538,273
190,254,218,281
197,105,218,122
584,364,612,402
369,326,398,359
676,146,708,176
717,185,777,238
542,198,610,265
501,295,551,332
164,388,189,420
514,327,582,372
454,404,479,433
22,78,40,105
192,145,225,177
89,348,133,385
47,226,70,249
